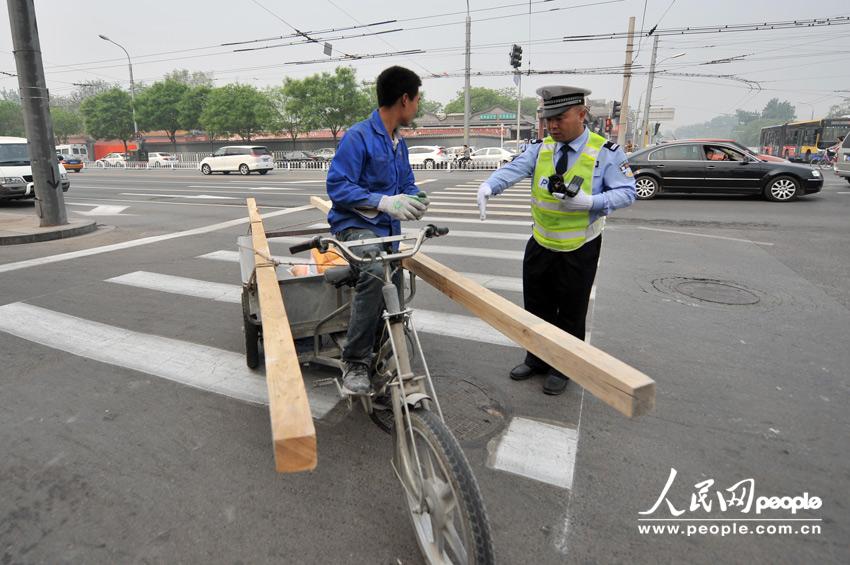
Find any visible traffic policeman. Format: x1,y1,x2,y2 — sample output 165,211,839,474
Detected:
477,85,636,395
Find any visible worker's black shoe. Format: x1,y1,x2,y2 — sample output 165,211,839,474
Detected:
542,371,569,395
510,362,547,381
341,362,371,395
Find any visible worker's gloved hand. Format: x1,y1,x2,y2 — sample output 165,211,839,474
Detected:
378,194,427,221
477,182,492,221
552,188,593,211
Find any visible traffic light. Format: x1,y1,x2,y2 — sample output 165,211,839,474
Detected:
611,100,622,120
509,44,523,68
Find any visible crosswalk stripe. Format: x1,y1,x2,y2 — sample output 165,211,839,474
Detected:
429,208,531,218
418,216,532,227
102,271,519,347
0,302,340,417
246,239,524,261
431,201,529,209
428,195,529,202
303,223,528,241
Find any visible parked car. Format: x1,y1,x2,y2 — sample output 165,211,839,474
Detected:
313,148,336,161
148,152,178,167
199,146,274,175
57,153,84,172
833,134,850,184
1,136,69,201
470,147,516,166
628,141,823,202
407,146,447,169
683,138,787,163
96,152,126,167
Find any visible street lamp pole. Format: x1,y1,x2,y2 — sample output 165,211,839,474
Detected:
463,1,471,147
99,34,138,138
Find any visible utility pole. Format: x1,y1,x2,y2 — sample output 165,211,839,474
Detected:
7,0,67,226
463,1,471,147
516,73,522,147
616,16,636,146
642,35,660,148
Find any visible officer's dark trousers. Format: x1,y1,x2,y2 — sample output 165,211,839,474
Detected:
522,234,602,375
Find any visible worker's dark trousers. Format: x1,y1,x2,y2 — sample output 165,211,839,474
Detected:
522,234,602,375
337,227,401,367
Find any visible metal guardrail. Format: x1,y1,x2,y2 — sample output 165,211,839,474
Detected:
86,158,510,172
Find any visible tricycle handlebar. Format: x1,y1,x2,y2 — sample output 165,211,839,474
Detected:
288,224,449,264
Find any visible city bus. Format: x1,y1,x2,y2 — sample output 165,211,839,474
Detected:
760,118,850,161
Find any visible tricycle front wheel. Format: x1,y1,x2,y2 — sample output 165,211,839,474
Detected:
242,290,261,369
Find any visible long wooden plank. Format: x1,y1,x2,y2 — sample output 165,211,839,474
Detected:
309,196,654,417
247,198,317,472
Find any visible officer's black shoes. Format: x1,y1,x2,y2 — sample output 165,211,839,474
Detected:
510,362,547,381
542,371,569,395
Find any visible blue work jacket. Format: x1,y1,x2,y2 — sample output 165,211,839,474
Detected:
326,110,420,236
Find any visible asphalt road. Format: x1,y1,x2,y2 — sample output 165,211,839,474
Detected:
1,168,848,564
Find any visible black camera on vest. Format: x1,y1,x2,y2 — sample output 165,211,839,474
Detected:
547,174,584,198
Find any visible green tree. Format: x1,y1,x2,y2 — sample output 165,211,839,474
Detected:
761,98,796,121
444,86,535,115
50,107,84,143
735,109,761,125
0,99,25,137
163,69,214,87
736,118,783,147
80,88,135,155
301,67,371,145
199,84,274,141
135,79,190,148
178,85,212,132
0,88,20,103
827,97,850,118
418,91,443,115
266,79,311,148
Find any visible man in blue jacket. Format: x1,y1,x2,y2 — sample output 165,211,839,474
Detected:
326,66,430,395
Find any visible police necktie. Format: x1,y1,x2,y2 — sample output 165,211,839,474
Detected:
555,145,569,175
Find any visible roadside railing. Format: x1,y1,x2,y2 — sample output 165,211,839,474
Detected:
85,158,512,172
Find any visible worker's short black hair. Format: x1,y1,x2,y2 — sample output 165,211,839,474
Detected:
376,66,421,107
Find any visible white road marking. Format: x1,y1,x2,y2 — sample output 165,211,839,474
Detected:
303,222,529,242
418,216,532,227
102,270,518,348
428,194,529,202
0,204,314,275
197,249,309,266
429,208,531,218
186,185,301,191
245,238,525,261
459,272,523,292
837,191,850,194
487,417,578,489
415,179,437,185
107,271,243,302
0,302,340,418
65,197,298,209
430,201,529,209
68,203,133,216
120,193,238,200
635,226,774,246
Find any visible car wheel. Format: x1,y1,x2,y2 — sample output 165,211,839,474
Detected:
239,164,250,175
424,159,434,170
258,169,269,175
634,176,659,200
201,164,212,175
764,175,799,202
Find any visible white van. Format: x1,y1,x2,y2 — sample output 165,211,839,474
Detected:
0,136,70,201
199,146,274,175
55,143,89,161
834,135,850,184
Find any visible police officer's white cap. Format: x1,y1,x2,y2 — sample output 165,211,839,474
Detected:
537,85,591,118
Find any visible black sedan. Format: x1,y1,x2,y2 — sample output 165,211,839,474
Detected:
629,141,823,202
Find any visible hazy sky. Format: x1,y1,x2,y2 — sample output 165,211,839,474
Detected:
2,0,849,128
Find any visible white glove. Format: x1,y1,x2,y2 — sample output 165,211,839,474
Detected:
477,182,492,221
377,194,427,221
552,188,593,211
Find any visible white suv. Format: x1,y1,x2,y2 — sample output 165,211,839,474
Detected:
148,152,178,167
0,136,69,201
407,146,447,169
199,146,274,175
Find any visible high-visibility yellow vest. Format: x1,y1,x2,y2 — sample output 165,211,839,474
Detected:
531,132,606,252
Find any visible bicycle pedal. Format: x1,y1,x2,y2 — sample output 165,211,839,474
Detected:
313,377,338,388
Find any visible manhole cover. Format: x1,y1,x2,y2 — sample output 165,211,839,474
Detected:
650,276,764,307
674,280,760,305
432,377,504,441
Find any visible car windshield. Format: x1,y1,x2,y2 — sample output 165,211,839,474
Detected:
0,143,30,166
